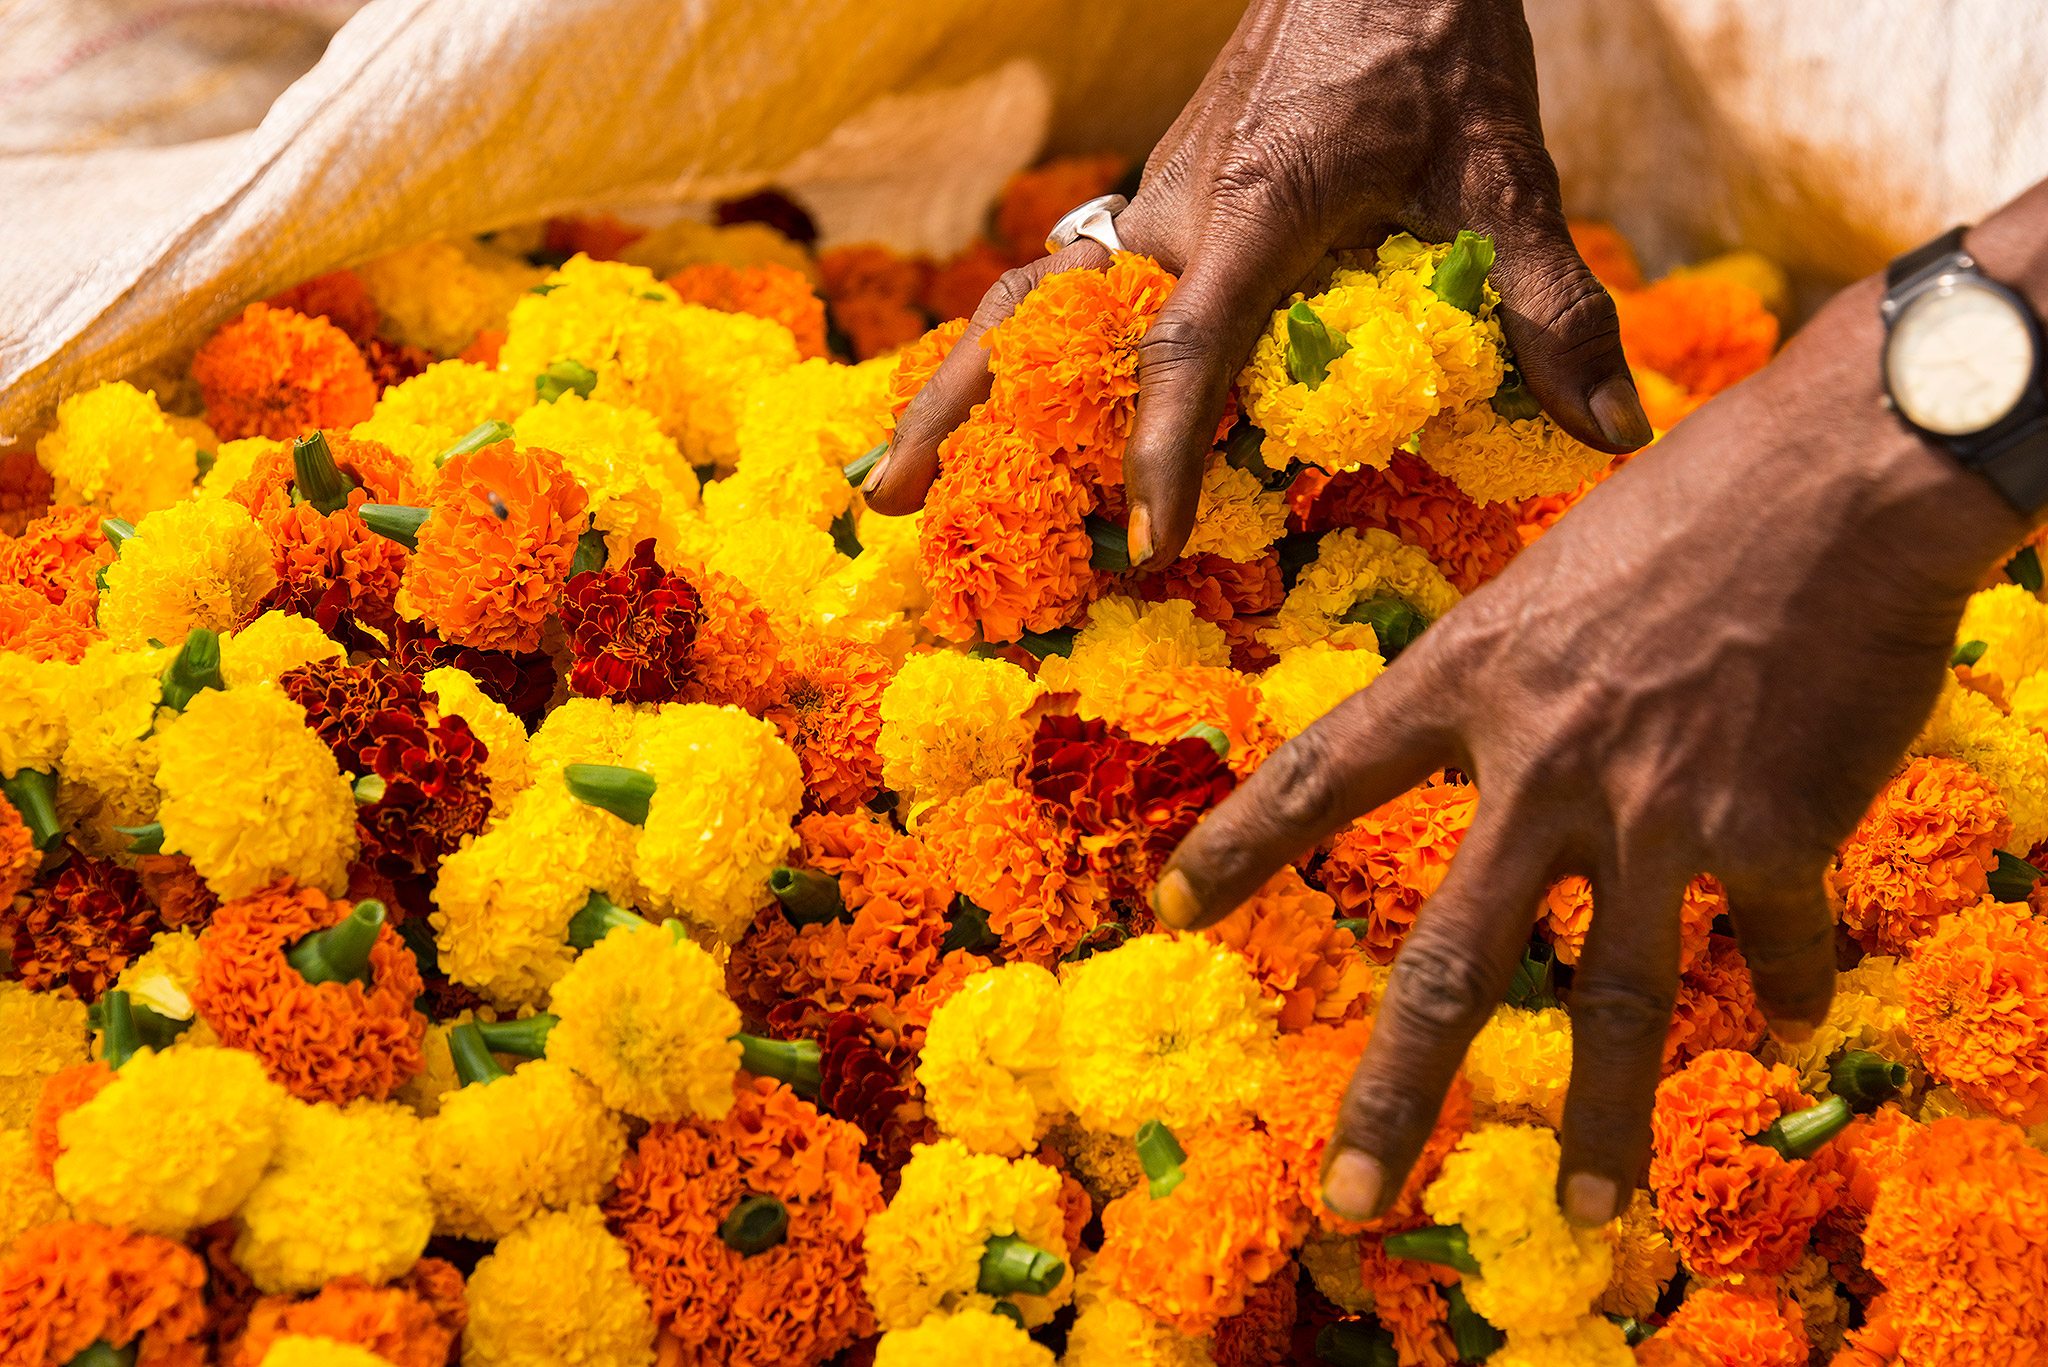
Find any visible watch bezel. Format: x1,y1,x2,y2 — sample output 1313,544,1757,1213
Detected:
1881,260,2048,456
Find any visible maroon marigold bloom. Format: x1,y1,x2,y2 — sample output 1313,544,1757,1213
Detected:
561,538,703,703
364,338,433,395
1,854,161,1000
813,1012,932,1196
391,619,558,723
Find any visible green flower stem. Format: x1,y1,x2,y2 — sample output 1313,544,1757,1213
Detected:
570,527,610,577
1,769,62,850
1608,1315,1653,1347
157,629,224,712
1429,231,1497,315
829,507,863,559
563,764,656,826
1086,516,1132,573
1488,370,1543,421
718,1193,790,1255
1333,918,1372,936
66,1341,138,1367
1313,1321,1397,1367
735,1033,822,1098
98,990,144,1071
843,442,888,488
1018,628,1077,659
130,1002,192,1052
449,1021,509,1087
1444,1281,1505,1362
566,890,649,949
2010,545,2044,593
1756,1094,1855,1160
990,1302,1025,1328
293,432,358,515
535,359,598,404
434,420,516,468
1382,1223,1482,1277
1286,302,1352,390
285,899,385,986
1504,943,1559,1011
1180,722,1230,758
100,518,138,553
769,866,848,927
1134,1119,1187,1200
1831,1051,1908,1111
358,503,431,551
476,1013,558,1059
976,1233,1066,1298
1339,596,1425,659
113,822,165,856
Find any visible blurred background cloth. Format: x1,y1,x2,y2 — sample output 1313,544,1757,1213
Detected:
2,0,2044,436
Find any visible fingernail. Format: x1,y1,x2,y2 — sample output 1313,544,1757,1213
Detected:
1126,506,1153,567
1321,1149,1384,1221
1589,375,1653,448
1563,1171,1619,1227
860,447,891,495
1767,1015,1817,1045
1149,867,1200,929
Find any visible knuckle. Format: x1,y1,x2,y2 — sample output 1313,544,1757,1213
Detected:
1336,1061,1444,1156
1258,727,1347,836
1136,311,1216,375
1568,977,1677,1056
1385,933,1499,1040
974,268,1039,326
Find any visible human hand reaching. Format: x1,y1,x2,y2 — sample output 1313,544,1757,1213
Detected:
863,0,1651,564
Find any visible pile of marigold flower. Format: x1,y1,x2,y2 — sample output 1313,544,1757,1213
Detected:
2,157,2042,1367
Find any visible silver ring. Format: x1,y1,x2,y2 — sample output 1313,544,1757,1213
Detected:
1045,194,1128,256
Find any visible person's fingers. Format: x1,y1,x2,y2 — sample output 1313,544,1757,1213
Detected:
1721,873,1837,1042
1152,659,1452,931
1321,809,1558,1220
1555,856,1685,1227
862,239,1111,515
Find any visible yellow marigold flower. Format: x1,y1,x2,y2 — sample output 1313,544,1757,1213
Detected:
420,1058,627,1239
463,1204,657,1367
625,704,804,940
1464,1004,1574,1128
512,392,697,556
375,358,531,430
1910,675,2048,848
1259,528,1460,657
1958,583,2048,693
1422,1124,1613,1336
874,1309,1057,1367
545,920,742,1122
114,929,205,1024
500,255,799,465
2012,671,2048,733
704,517,850,629
1056,933,1279,1137
1417,402,1610,505
1762,953,1918,1097
1298,1231,1373,1313
1255,639,1387,739
58,639,169,822
0,982,88,1128
702,453,851,535
356,238,544,355
98,495,279,650
1036,596,1230,717
529,695,642,771
1370,235,1509,413
0,655,73,779
199,436,283,497
233,1097,432,1294
919,963,1065,1156
0,1126,67,1257
735,355,896,474
219,610,344,688
879,650,1041,811
1597,1190,1678,1320
421,666,530,812
862,1138,1073,1330
1063,1271,1217,1367
260,1336,398,1367
807,507,929,665
1489,1317,1635,1367
35,381,198,520
55,1042,285,1235
1178,450,1290,564
154,685,357,899
621,217,819,283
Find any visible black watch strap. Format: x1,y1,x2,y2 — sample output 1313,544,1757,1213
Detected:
1979,418,2048,512
1887,225,1970,289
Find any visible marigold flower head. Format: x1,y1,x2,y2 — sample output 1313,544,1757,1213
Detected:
1764,954,1918,1101
1416,400,1610,505
358,356,529,446
885,318,972,428
356,238,545,356
31,1060,111,1180
623,216,818,282
1055,933,1278,1136
3,502,107,607
733,352,895,482
1463,1004,1573,1128
113,926,207,1020
0,981,89,1129
194,303,379,440
878,649,1041,810
0,1220,209,1366
34,381,200,521
1201,865,1372,1030
558,539,703,702
1903,897,2048,1124
921,779,1106,965
266,267,381,346
1037,595,1232,712
760,631,891,814
1261,527,1461,657
1210,1259,1296,1367
918,962,1065,1156
218,610,344,690
1291,453,1523,593
1615,274,1778,398
1094,663,1279,776
1179,449,1293,564
1664,933,1769,1072
230,1258,466,1367
1488,1316,1636,1367
875,1308,1055,1367
0,580,99,663
1539,872,1722,972
0,1127,67,1258
666,260,827,359
0,792,38,905
701,515,851,631
1253,639,1386,739
513,392,696,551
1063,1268,1218,1367
1638,1283,1810,1367
1315,775,1477,964
1597,1189,1679,1321
463,1204,657,1367
923,237,1017,323
98,493,279,650
1831,755,2010,956
817,243,933,361
418,665,528,809
52,638,172,826
417,1057,626,1239
0,852,159,1000
1565,221,1645,292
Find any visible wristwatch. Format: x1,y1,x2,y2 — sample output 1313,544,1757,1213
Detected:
1881,225,2048,511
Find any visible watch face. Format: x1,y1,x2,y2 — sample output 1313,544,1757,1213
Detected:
1887,278,2037,436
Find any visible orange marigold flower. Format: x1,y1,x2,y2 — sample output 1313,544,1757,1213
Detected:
1663,933,1767,1073
922,239,1018,323
785,812,959,1010
0,446,56,537
228,1261,468,1367
1289,455,1523,594
1,855,162,1001
1567,220,1646,293
604,1073,885,1367
189,880,426,1104
1638,1283,1808,1367
1314,776,1478,964
918,417,1097,644
1356,1236,1456,1367
192,303,378,441
0,582,100,662
1104,664,1282,779
401,439,589,653
1859,1116,2048,1366
265,269,380,348
819,244,933,361
762,632,892,814
884,317,971,428
671,552,788,714
667,260,828,360
1650,1049,1845,1278
1137,549,1286,624
1201,866,1373,1030
543,213,646,261
0,792,38,904
1829,756,2010,955
2,503,106,607
30,1061,113,1178
1903,898,2048,1124
1811,1103,1921,1299
994,153,1129,257
134,855,219,933
459,329,505,367
0,1221,210,1365
921,779,1107,966
1211,1260,1297,1367
1539,872,1720,971
1093,1124,1309,1335
1614,275,1778,398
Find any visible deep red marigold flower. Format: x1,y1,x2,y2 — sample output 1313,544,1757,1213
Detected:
192,303,378,440
1289,455,1523,593
392,619,559,721
561,538,703,704
714,189,818,245
364,337,434,394
1,855,162,1000
1212,1259,1299,1367
133,854,220,933
814,1011,933,1197
543,214,645,261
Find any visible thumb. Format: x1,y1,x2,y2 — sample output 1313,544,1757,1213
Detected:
1484,209,1652,454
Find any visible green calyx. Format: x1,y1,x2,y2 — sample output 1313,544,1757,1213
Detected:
358,503,431,551
158,629,224,712
1018,628,1077,659
536,359,598,404
1333,918,1372,937
736,1033,822,1098
1607,1315,1653,1347
97,990,145,1071
1444,1281,1505,1362
1488,369,1543,421
1313,1320,1397,1367
1755,1094,1854,1160
101,518,138,554
844,443,888,488
285,899,385,987
1382,1223,1482,1277
448,1020,510,1087
1950,638,1989,668
941,896,1000,956
1086,515,1133,573
570,527,610,577
769,866,848,927
113,822,165,855
1134,1119,1187,1200
565,890,649,949
1286,301,1352,391
1340,596,1425,659
990,1302,1025,1328
2009,545,2044,593
563,763,656,826
976,1233,1066,1298
1830,1051,1908,1112
1429,230,1497,315
476,1013,558,1059
66,1341,138,1367
1987,848,2045,904
435,420,516,468
1180,722,1229,758
292,432,359,515
829,507,863,559
1504,942,1559,1011
88,996,190,1054
719,1193,790,1255
1,769,62,851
